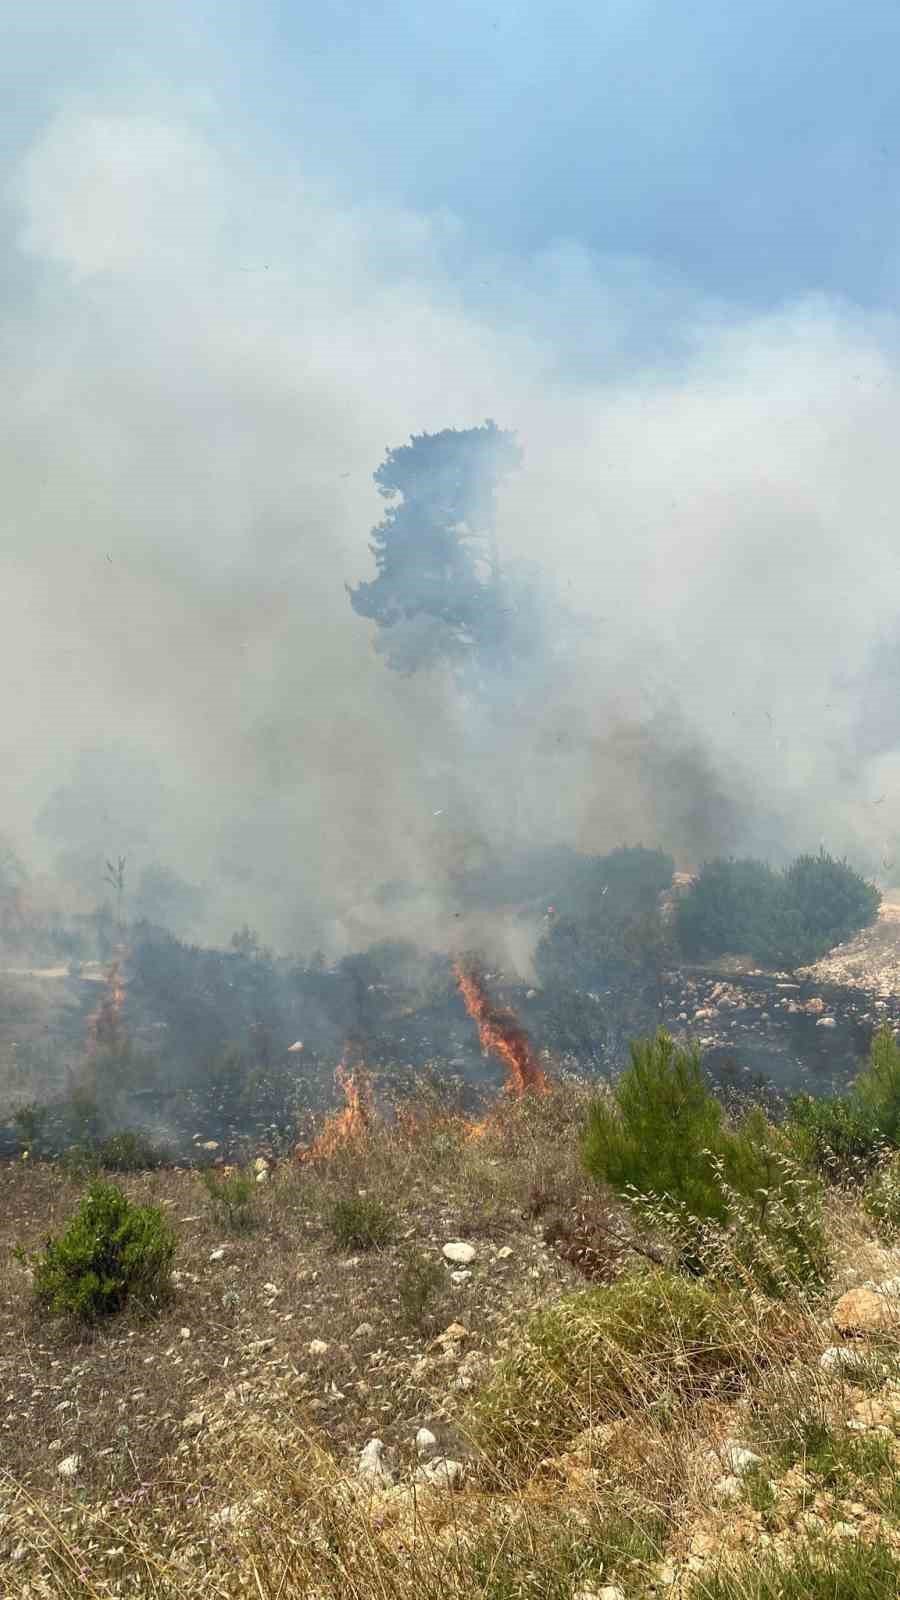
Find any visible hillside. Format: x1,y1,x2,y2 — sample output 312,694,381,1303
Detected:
3,1078,900,1598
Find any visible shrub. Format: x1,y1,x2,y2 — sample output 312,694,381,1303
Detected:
863,1152,900,1239
470,1269,770,1479
31,1181,176,1323
584,1033,736,1226
95,1129,166,1171
326,1193,394,1252
786,1092,884,1181
855,1025,900,1144
675,850,880,969
778,849,881,966
201,1167,258,1231
584,1033,827,1291
396,1250,445,1329
675,858,779,961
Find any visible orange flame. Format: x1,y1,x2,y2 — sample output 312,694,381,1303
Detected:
87,960,127,1054
298,1050,374,1162
454,960,549,1097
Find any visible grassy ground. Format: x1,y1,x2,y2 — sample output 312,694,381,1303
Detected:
2,1079,900,1597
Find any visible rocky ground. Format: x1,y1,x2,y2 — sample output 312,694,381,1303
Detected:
2,1083,900,1597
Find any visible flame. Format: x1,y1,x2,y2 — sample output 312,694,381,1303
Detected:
87,959,127,1054
298,1049,374,1162
454,960,550,1097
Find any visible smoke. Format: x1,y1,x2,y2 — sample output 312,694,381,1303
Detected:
5,81,900,965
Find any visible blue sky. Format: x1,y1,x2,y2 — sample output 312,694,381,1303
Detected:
7,1,900,317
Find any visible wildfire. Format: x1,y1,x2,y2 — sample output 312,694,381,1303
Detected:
298,1050,374,1162
87,960,127,1054
454,960,550,1097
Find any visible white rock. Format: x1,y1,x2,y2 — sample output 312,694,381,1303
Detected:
179,1327,191,1341
496,1246,513,1260
713,1474,742,1504
255,1169,268,1185
209,1248,226,1262
308,1339,329,1356
816,1016,837,1029
57,1454,80,1479
357,1437,393,1485
414,1455,465,1490
720,1442,761,1476
442,1241,476,1265
819,1345,873,1376
415,1427,438,1459
450,1270,472,1285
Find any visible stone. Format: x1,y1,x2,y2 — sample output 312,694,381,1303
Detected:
496,1246,514,1260
719,1442,761,1476
414,1455,465,1491
255,1169,269,1185
442,1241,476,1265
57,1454,80,1479
357,1437,393,1486
816,1016,837,1028
415,1427,438,1459
832,1286,900,1336
434,1322,468,1346
450,1270,472,1285
308,1339,329,1356
712,1474,742,1503
819,1345,875,1376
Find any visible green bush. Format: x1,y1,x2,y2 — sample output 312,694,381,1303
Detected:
675,858,780,961
863,1153,900,1239
675,850,880,969
470,1269,768,1479
31,1181,176,1323
785,1093,884,1182
855,1025,900,1143
326,1193,394,1252
200,1167,258,1232
396,1250,445,1329
584,1033,826,1291
94,1130,166,1172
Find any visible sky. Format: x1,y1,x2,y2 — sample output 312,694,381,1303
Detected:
5,1,900,960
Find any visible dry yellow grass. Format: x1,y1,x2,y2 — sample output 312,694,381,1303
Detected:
2,1081,900,1597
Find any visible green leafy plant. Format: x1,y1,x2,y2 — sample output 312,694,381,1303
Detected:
786,1092,884,1182
200,1167,258,1232
326,1193,395,1252
396,1250,445,1329
675,850,879,969
30,1180,176,1323
584,1033,827,1292
863,1151,900,1238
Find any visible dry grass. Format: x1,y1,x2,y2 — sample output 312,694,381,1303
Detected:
2,1079,900,1596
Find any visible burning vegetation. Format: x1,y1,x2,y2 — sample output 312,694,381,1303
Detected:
298,1049,375,1163
454,959,550,1097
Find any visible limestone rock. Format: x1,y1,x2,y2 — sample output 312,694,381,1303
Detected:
832,1286,900,1336
443,1241,476,1265
357,1438,393,1486
414,1455,465,1491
